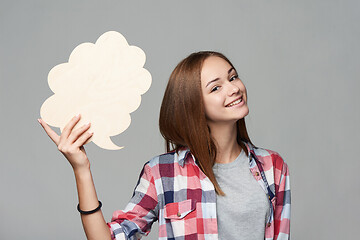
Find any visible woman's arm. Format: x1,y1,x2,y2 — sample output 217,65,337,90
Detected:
108,161,158,239
74,167,111,240
274,159,291,240
38,114,111,240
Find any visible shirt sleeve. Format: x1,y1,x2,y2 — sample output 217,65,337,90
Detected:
107,163,158,240
274,156,291,240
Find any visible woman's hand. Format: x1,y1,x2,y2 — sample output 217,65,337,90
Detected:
38,114,94,171
38,114,111,240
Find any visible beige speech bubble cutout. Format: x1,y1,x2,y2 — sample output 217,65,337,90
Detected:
40,31,152,150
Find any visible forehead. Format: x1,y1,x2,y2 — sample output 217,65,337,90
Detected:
201,56,232,81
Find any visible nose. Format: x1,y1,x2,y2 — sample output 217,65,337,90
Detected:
227,82,240,96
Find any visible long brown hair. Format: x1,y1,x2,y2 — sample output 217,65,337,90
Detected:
159,51,252,195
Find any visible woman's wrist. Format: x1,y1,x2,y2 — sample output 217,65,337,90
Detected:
73,162,91,176
73,168,93,185
73,164,100,211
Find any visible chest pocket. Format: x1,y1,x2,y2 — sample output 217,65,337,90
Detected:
164,199,198,238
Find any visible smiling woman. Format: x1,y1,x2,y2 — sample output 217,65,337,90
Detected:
201,56,249,126
39,51,291,240
159,52,252,195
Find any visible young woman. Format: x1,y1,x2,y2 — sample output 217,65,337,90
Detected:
39,51,290,240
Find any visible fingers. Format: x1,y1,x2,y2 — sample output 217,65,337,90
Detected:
60,114,81,143
39,114,94,149
38,118,60,144
73,129,94,149
67,122,92,144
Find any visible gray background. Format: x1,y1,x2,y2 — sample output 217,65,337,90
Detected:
1,0,359,239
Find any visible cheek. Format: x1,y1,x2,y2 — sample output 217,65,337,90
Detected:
203,95,223,109
202,97,212,114
239,83,247,98
203,95,224,118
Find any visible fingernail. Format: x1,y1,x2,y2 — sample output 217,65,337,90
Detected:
37,119,41,124
75,114,80,118
89,131,94,135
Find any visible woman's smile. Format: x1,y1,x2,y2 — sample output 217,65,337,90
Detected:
225,96,244,107
201,56,249,124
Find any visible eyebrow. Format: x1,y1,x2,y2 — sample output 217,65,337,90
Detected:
205,67,235,87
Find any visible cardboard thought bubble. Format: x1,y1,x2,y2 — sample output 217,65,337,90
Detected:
40,31,152,150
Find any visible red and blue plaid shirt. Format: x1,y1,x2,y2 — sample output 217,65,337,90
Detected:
108,142,291,240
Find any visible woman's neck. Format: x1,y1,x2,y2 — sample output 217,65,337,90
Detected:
209,122,241,164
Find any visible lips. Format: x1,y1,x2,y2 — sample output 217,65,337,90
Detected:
225,97,243,107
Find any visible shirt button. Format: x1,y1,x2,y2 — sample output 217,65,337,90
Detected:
177,212,181,217
267,223,271,227
255,172,260,176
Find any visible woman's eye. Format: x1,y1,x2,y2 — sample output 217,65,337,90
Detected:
211,86,220,92
229,75,238,81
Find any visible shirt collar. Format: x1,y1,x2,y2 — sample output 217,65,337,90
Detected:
245,141,264,164
176,148,192,167
176,141,262,167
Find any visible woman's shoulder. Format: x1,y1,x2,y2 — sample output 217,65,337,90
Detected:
253,146,283,159
145,148,190,168
251,144,288,171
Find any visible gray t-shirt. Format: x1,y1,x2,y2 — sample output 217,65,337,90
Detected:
213,150,270,240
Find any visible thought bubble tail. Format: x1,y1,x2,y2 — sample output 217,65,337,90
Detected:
93,136,124,150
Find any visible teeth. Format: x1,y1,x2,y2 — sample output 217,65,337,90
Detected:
228,98,242,107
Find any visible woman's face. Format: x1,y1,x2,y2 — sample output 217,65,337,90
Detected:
200,56,249,125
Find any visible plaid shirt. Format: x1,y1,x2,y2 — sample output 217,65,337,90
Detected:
108,142,291,240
